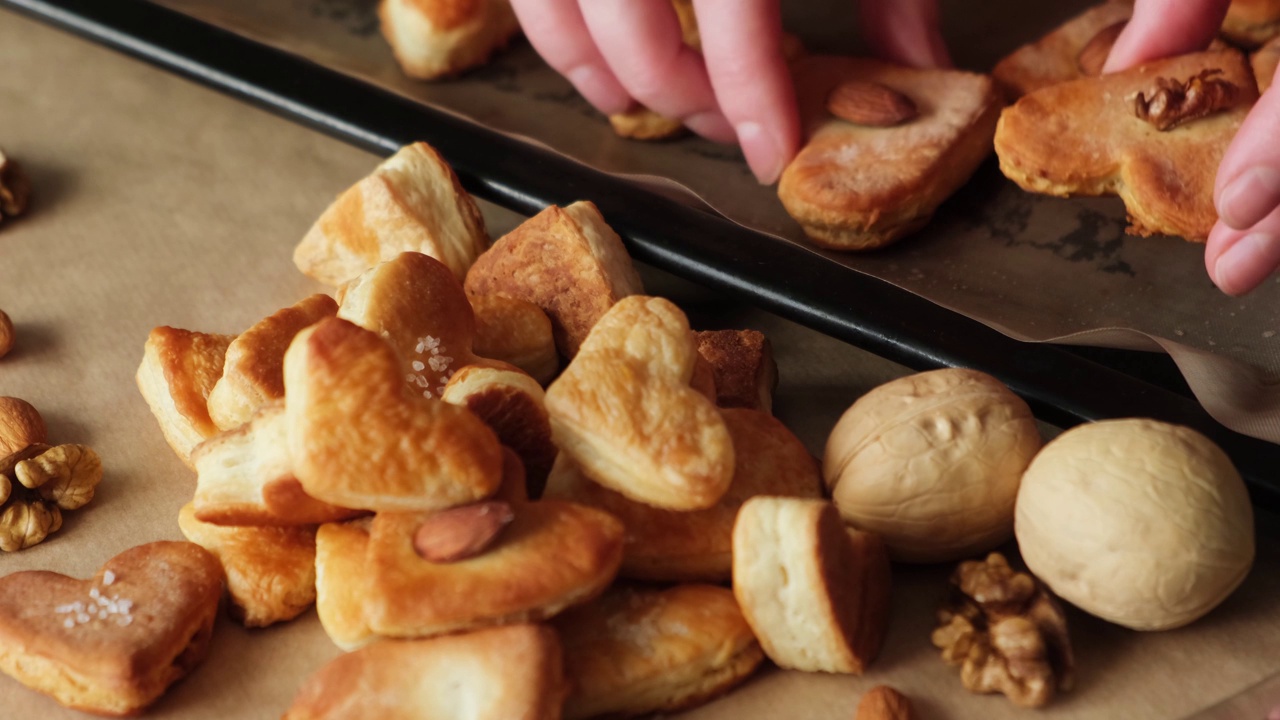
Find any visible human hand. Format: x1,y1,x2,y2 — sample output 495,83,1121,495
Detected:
1105,0,1280,296
510,0,950,184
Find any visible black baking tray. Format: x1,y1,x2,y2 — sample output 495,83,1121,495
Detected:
6,0,1279,506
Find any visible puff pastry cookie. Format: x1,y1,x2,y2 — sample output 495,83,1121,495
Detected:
207,293,337,431
135,326,234,468
363,501,624,640
544,296,734,511
470,294,559,385
315,519,377,651
0,542,222,715
465,201,644,358
554,584,763,720
177,503,317,628
1255,36,1280,93
694,329,778,413
732,497,891,674
379,0,521,81
992,2,1134,98
995,49,1258,241
545,408,821,582
1224,0,1280,46
294,142,488,286
778,56,1001,250
284,625,565,720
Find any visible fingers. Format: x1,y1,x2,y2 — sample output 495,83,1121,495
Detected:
578,0,735,143
1205,211,1280,295
1103,0,1230,72
858,0,951,69
1215,86,1280,230
510,0,631,114
693,0,800,183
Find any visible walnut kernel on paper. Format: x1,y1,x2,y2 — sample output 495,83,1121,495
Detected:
0,440,101,552
931,553,1074,708
0,149,30,221
16,444,103,510
0,498,60,552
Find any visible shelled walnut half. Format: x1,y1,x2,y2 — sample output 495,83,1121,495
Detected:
931,553,1074,708
1134,69,1240,131
0,438,101,552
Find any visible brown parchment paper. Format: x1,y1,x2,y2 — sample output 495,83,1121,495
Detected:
144,0,1280,444
4,9,1280,720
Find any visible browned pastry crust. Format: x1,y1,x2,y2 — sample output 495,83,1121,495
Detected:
469,294,559,386
993,2,1134,99
192,401,363,527
294,142,489,286
207,293,337,431
544,296,734,512
1224,0,1280,46
441,366,557,498
464,201,644,358
363,500,624,639
778,56,1002,250
283,316,504,512
177,503,317,628
554,584,764,720
378,0,521,81
338,251,515,400
283,625,566,720
694,329,778,413
315,519,377,651
1254,35,1280,92
544,408,821,582
995,49,1258,241
0,542,223,715
135,326,235,468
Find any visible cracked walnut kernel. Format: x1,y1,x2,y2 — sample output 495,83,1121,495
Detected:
15,444,103,510
0,498,59,552
0,149,30,220
931,553,1074,708
1134,69,1241,131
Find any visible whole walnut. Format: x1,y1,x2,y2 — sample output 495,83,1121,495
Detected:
824,369,1041,563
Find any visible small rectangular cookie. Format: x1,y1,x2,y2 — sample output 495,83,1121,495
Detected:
694,329,778,413
135,326,234,468
378,0,521,80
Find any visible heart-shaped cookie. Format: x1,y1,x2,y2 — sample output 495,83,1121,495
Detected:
0,541,223,715
995,49,1258,241
339,251,513,401
544,296,733,511
284,316,502,512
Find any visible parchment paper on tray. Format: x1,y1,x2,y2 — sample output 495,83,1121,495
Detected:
152,0,1280,443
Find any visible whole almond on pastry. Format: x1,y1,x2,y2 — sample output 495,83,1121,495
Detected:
414,501,515,563
827,80,918,126
856,685,916,720
1077,20,1127,77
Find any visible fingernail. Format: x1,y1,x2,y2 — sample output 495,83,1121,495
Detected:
1218,167,1280,229
1213,231,1279,296
566,65,630,116
735,121,785,185
683,111,736,144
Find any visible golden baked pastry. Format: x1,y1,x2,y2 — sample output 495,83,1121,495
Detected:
1254,35,1280,92
778,57,1002,250
1224,0,1280,46
544,408,821,582
993,2,1133,99
364,500,623,639
315,519,377,651
470,294,559,385
554,584,763,719
694,329,778,413
283,316,503,512
732,497,892,674
378,0,521,81
135,326,235,468
284,625,566,720
192,401,363,526
464,201,644,358
441,366,557,497
995,49,1258,241
494,446,530,504
544,296,734,511
177,503,316,628
294,142,489,286
338,251,513,400
207,293,337,431
0,541,222,715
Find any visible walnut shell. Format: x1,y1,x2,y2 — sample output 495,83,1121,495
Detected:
1015,419,1254,631
823,369,1041,563
0,397,47,458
